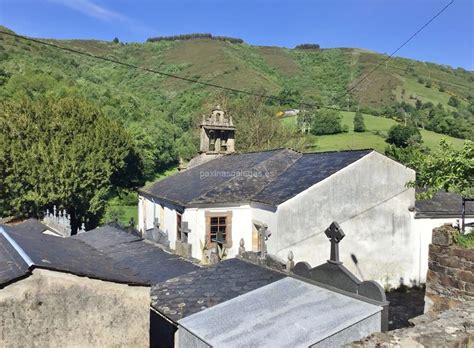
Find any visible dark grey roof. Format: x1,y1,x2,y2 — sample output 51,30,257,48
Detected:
0,223,145,286
74,225,199,284
0,233,29,287
415,191,474,218
151,258,285,322
140,149,372,207
1,219,50,234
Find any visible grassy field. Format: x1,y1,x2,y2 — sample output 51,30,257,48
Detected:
102,166,179,227
102,203,137,226
283,111,466,153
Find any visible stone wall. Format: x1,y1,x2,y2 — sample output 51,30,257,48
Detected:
347,301,474,347
424,224,474,312
0,268,150,347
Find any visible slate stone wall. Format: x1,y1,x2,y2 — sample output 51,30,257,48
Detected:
424,225,474,312
0,268,150,347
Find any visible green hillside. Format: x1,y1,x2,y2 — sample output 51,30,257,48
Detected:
282,111,466,153
0,26,473,164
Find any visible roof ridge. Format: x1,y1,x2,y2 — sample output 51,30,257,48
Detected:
303,148,374,155
249,150,305,203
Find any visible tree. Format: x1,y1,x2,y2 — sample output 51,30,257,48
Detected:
112,37,120,44
353,111,366,132
227,95,308,152
386,124,422,148
310,109,343,135
448,96,460,108
415,99,422,110
407,140,473,198
0,96,144,230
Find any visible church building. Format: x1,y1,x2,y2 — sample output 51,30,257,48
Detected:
138,107,420,289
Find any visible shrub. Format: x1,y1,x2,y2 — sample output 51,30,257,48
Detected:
353,111,366,132
448,96,460,107
386,124,422,148
310,109,343,135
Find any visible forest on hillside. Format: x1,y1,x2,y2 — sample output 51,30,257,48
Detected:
0,27,472,228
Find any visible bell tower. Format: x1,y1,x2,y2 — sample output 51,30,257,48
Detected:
199,106,235,154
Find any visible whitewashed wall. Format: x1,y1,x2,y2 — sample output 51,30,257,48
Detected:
182,204,252,259
268,152,417,289
138,197,253,260
413,216,474,282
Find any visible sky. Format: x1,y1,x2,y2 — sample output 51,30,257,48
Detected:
1,0,473,70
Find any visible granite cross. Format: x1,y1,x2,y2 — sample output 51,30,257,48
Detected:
258,225,271,259
324,222,345,264
181,221,191,243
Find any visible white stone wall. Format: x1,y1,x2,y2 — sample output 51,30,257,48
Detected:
413,216,474,283
268,152,417,289
138,197,253,260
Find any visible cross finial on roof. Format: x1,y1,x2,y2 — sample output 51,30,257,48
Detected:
324,222,345,264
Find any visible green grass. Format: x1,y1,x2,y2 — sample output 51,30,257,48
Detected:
102,204,137,226
454,230,474,249
284,111,466,153
102,166,179,226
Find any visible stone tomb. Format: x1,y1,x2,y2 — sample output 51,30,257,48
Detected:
177,277,382,348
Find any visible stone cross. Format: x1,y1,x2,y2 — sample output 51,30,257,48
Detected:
324,222,345,264
258,225,271,259
181,221,191,243
214,229,226,245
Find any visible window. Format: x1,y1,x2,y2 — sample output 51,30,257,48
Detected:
176,213,182,241
205,212,232,248
210,216,227,243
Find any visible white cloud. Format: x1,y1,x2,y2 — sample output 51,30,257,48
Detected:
48,0,127,22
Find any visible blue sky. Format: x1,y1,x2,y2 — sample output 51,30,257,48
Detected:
1,0,473,69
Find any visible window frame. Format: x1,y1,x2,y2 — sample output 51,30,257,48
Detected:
205,211,232,248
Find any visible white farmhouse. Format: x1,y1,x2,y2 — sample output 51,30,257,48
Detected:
138,116,421,288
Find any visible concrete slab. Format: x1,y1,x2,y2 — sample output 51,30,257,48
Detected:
178,277,382,347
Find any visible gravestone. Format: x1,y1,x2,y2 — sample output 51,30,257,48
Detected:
292,221,390,332
175,221,192,258
145,218,170,248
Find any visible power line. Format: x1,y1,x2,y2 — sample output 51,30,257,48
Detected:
334,0,455,102
0,0,455,112
0,29,323,110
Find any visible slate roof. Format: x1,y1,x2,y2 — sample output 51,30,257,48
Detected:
140,149,372,207
0,233,29,287
0,223,145,286
1,219,50,234
415,191,474,218
73,225,199,284
151,258,285,322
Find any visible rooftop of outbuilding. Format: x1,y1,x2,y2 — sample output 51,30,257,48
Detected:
73,224,199,284
415,190,474,218
0,223,146,286
151,258,285,322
